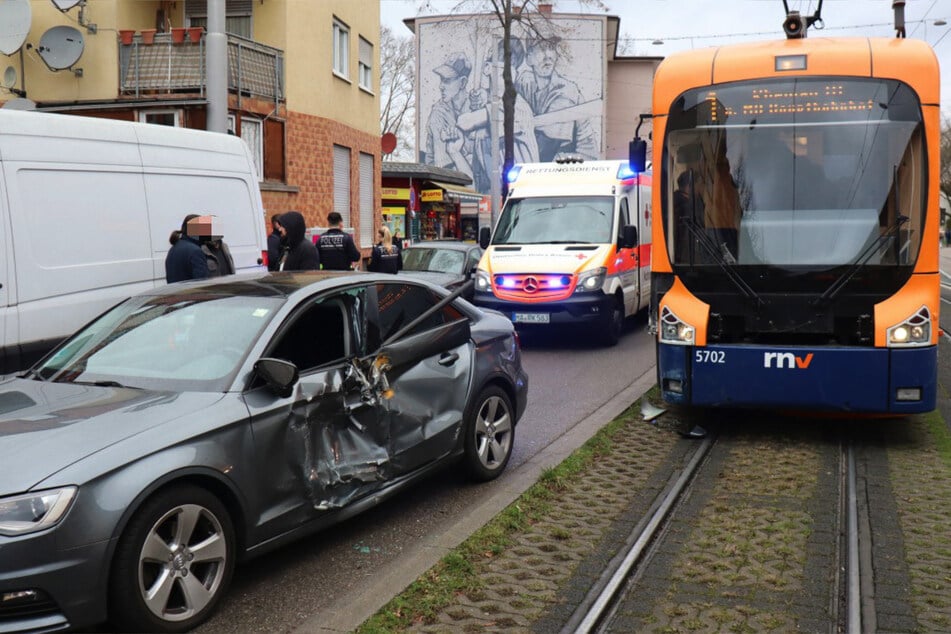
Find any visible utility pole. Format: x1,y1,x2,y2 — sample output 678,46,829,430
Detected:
206,0,228,133
488,59,501,227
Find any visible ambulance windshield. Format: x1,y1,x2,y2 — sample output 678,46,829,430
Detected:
493,196,614,245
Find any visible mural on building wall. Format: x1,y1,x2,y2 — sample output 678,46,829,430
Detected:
417,16,605,194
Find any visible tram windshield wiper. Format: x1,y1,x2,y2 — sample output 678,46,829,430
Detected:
815,165,907,306
679,216,764,307
814,213,908,306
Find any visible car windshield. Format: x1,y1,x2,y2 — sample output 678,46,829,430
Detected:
492,196,615,244
32,293,284,392
402,247,466,274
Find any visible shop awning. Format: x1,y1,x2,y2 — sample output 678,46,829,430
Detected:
427,181,484,203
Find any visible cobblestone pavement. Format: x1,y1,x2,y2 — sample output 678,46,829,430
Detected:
407,406,689,633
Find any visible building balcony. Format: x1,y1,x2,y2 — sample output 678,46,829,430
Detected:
118,31,285,104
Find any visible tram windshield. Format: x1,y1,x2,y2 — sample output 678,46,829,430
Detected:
664,78,925,272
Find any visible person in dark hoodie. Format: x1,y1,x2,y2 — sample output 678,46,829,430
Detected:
165,213,209,283
276,210,320,271
266,214,282,271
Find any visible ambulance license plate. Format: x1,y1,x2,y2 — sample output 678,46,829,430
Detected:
513,312,549,324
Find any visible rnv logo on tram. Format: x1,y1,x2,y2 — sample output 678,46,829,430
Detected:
763,352,814,369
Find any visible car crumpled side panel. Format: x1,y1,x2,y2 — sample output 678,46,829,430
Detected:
285,359,393,511
290,313,472,509
377,318,473,475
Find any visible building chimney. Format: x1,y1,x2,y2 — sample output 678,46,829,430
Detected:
538,3,552,15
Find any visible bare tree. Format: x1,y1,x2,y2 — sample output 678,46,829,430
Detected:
465,0,607,196
380,25,416,161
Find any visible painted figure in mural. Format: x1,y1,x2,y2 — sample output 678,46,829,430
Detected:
516,35,599,162
457,36,539,193
424,52,473,172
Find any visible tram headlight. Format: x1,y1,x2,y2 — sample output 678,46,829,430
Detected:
574,267,606,293
475,269,491,292
886,306,932,347
659,306,695,345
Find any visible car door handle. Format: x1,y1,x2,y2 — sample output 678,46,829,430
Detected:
438,352,459,366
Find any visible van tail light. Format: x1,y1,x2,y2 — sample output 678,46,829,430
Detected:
260,250,268,267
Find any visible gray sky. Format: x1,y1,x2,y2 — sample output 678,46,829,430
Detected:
381,0,951,114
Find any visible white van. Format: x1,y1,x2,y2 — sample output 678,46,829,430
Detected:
474,157,652,346
0,109,267,372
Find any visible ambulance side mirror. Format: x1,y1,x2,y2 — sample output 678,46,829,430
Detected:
479,226,491,249
620,224,638,249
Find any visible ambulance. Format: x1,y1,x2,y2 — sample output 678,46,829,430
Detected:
474,156,652,346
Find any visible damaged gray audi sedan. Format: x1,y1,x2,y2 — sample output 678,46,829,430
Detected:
0,271,527,633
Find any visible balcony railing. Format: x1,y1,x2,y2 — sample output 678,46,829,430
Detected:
119,32,285,105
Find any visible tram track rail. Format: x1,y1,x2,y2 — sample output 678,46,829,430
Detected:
560,423,875,634
560,433,716,634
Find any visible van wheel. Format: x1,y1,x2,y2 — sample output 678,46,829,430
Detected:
109,485,235,633
598,299,624,347
463,386,515,482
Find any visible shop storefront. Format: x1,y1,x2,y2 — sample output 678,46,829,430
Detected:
381,163,479,244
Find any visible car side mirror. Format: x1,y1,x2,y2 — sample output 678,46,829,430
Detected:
479,226,491,249
254,357,299,397
620,224,638,249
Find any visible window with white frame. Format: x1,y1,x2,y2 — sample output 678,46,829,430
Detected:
240,117,263,182
138,110,182,127
333,18,350,79
358,37,373,92
185,0,252,38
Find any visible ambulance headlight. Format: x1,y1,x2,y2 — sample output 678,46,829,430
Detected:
475,270,492,292
574,267,606,293
659,306,695,345
887,306,931,347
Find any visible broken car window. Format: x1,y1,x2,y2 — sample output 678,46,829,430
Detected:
268,296,351,372
372,283,464,345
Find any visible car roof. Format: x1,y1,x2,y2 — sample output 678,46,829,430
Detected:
404,241,480,252
145,271,437,300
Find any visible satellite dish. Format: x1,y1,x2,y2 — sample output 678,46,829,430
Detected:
0,0,32,56
51,0,82,10
2,97,36,110
37,25,84,71
2,66,15,89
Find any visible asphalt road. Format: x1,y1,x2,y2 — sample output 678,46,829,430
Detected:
185,316,658,634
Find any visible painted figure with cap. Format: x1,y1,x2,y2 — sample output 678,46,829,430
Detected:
425,51,473,172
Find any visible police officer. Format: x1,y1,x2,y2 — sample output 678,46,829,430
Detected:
317,211,361,270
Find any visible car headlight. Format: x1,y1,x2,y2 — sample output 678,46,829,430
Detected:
0,487,77,537
574,267,606,293
659,306,695,345
887,306,931,347
475,269,492,292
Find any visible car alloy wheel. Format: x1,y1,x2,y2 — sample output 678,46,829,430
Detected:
110,485,235,633
463,386,514,481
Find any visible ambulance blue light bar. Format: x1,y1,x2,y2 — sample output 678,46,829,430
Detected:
616,162,636,180
506,165,523,184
